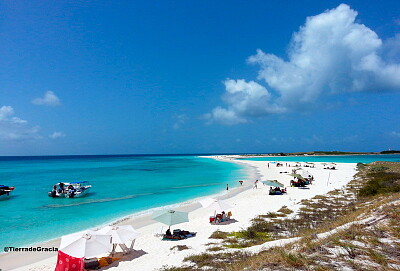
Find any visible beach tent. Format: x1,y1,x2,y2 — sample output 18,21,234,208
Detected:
262,180,284,187
59,230,112,259
97,225,140,254
55,251,84,271
152,209,189,229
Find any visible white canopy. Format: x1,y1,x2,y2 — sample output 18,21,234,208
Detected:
59,230,112,258
97,225,140,245
199,198,232,212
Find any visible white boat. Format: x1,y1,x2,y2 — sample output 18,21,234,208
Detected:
0,185,15,200
48,181,92,198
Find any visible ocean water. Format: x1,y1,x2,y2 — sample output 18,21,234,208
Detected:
0,155,247,248
240,154,400,164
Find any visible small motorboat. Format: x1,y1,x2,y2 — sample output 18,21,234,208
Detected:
0,185,15,200
48,181,92,198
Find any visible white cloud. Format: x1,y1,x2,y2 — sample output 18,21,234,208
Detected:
389,131,400,138
249,4,400,102
208,4,400,125
0,106,41,141
207,79,284,124
173,114,188,130
49,131,66,139
32,91,61,106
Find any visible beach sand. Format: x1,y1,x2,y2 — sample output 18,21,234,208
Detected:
1,157,357,271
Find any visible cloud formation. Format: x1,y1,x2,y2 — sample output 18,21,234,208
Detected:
208,4,400,124
49,131,66,139
173,114,188,130
207,79,284,125
32,91,61,106
0,106,41,141
389,131,400,138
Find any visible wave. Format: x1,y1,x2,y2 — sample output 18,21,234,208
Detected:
41,192,154,208
170,182,222,189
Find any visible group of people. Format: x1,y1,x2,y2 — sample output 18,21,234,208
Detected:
211,211,230,223
269,186,286,195
164,228,196,240
50,183,77,197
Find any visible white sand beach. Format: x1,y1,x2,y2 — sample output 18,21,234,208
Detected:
2,157,357,271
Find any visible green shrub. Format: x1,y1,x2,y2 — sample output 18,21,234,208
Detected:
209,230,229,239
358,172,400,197
371,166,389,172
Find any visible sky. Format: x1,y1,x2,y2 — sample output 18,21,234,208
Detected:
1,0,400,156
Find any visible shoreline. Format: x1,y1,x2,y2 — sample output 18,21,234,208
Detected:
2,157,356,271
0,156,258,270
220,153,400,158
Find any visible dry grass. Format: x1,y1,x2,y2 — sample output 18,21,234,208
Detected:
277,205,293,215
170,245,191,251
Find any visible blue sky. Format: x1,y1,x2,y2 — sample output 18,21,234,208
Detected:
1,0,399,155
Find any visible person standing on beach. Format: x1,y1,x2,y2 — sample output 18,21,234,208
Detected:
239,180,243,186
226,184,229,191
253,180,258,189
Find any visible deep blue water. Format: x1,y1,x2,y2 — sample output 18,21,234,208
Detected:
240,154,400,164
0,155,247,248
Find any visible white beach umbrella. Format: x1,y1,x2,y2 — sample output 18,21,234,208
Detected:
59,230,112,258
97,225,140,244
298,170,313,178
199,198,233,213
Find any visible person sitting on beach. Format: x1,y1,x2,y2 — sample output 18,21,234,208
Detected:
166,228,171,236
221,211,227,222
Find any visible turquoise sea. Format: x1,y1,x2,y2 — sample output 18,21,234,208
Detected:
240,154,400,164
0,155,247,248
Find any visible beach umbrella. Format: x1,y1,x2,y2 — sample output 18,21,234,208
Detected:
199,198,233,213
152,209,189,229
97,225,140,253
262,180,284,187
298,170,312,178
97,225,140,244
200,198,233,223
288,173,305,180
59,230,112,258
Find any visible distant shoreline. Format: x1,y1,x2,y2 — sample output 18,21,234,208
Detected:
0,151,398,159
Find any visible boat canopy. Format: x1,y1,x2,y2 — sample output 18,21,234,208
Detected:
70,181,89,184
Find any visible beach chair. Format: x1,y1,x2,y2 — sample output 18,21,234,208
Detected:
154,226,164,237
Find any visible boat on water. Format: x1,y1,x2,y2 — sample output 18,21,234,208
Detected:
48,181,92,198
0,185,15,200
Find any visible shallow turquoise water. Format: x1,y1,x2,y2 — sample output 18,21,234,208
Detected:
0,155,247,248
240,154,400,164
